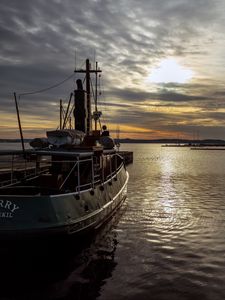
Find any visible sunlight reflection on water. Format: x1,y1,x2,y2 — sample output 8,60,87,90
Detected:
99,144,225,300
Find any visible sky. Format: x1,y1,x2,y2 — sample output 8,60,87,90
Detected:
1,0,225,140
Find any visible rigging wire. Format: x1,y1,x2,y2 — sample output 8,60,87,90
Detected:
18,73,75,98
17,58,89,100
90,78,95,104
98,75,107,125
62,93,73,129
15,59,104,131
65,104,75,128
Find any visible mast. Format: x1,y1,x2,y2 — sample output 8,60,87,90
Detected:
14,92,25,154
95,61,98,131
86,59,91,135
74,58,102,135
60,99,63,130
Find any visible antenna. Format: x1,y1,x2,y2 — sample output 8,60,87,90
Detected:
93,49,96,67
74,50,77,71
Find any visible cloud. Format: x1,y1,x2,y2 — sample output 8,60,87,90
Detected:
0,0,225,138
107,88,209,102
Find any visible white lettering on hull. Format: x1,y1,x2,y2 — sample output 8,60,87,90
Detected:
0,212,12,218
0,199,20,218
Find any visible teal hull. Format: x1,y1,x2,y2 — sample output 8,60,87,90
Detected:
0,166,128,239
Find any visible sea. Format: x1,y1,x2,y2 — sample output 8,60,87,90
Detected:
0,143,225,300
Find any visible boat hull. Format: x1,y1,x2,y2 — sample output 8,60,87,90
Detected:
0,166,128,240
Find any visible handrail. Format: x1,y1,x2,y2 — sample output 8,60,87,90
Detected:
0,152,125,192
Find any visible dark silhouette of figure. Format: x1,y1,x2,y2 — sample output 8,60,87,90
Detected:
100,125,115,148
101,125,109,136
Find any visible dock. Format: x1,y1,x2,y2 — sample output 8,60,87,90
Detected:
191,147,225,150
118,151,133,165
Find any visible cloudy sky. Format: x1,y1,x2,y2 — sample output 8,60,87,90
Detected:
1,0,225,139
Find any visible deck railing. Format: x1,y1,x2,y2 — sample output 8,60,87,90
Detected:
0,152,124,193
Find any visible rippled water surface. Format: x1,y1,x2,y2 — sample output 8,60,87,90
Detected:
1,143,225,300
103,144,225,300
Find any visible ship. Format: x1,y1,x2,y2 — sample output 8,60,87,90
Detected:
0,59,129,240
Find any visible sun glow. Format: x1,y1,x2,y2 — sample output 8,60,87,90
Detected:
148,58,193,84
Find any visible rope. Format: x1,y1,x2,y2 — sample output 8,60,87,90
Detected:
18,73,75,98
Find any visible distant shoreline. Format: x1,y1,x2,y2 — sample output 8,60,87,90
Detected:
116,138,225,145
1,138,225,145
0,139,31,143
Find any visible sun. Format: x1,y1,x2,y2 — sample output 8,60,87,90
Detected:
148,58,193,84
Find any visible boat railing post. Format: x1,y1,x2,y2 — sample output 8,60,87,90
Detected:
77,158,80,193
34,161,37,176
35,155,41,176
109,155,112,181
35,157,37,176
117,153,126,170
114,154,117,172
91,157,94,189
101,156,104,184
114,154,118,179
11,155,14,184
24,155,27,179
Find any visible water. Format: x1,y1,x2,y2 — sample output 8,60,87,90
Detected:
101,144,225,300
1,143,225,300
0,142,30,150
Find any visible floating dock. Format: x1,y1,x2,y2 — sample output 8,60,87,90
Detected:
119,151,133,165
191,147,225,150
